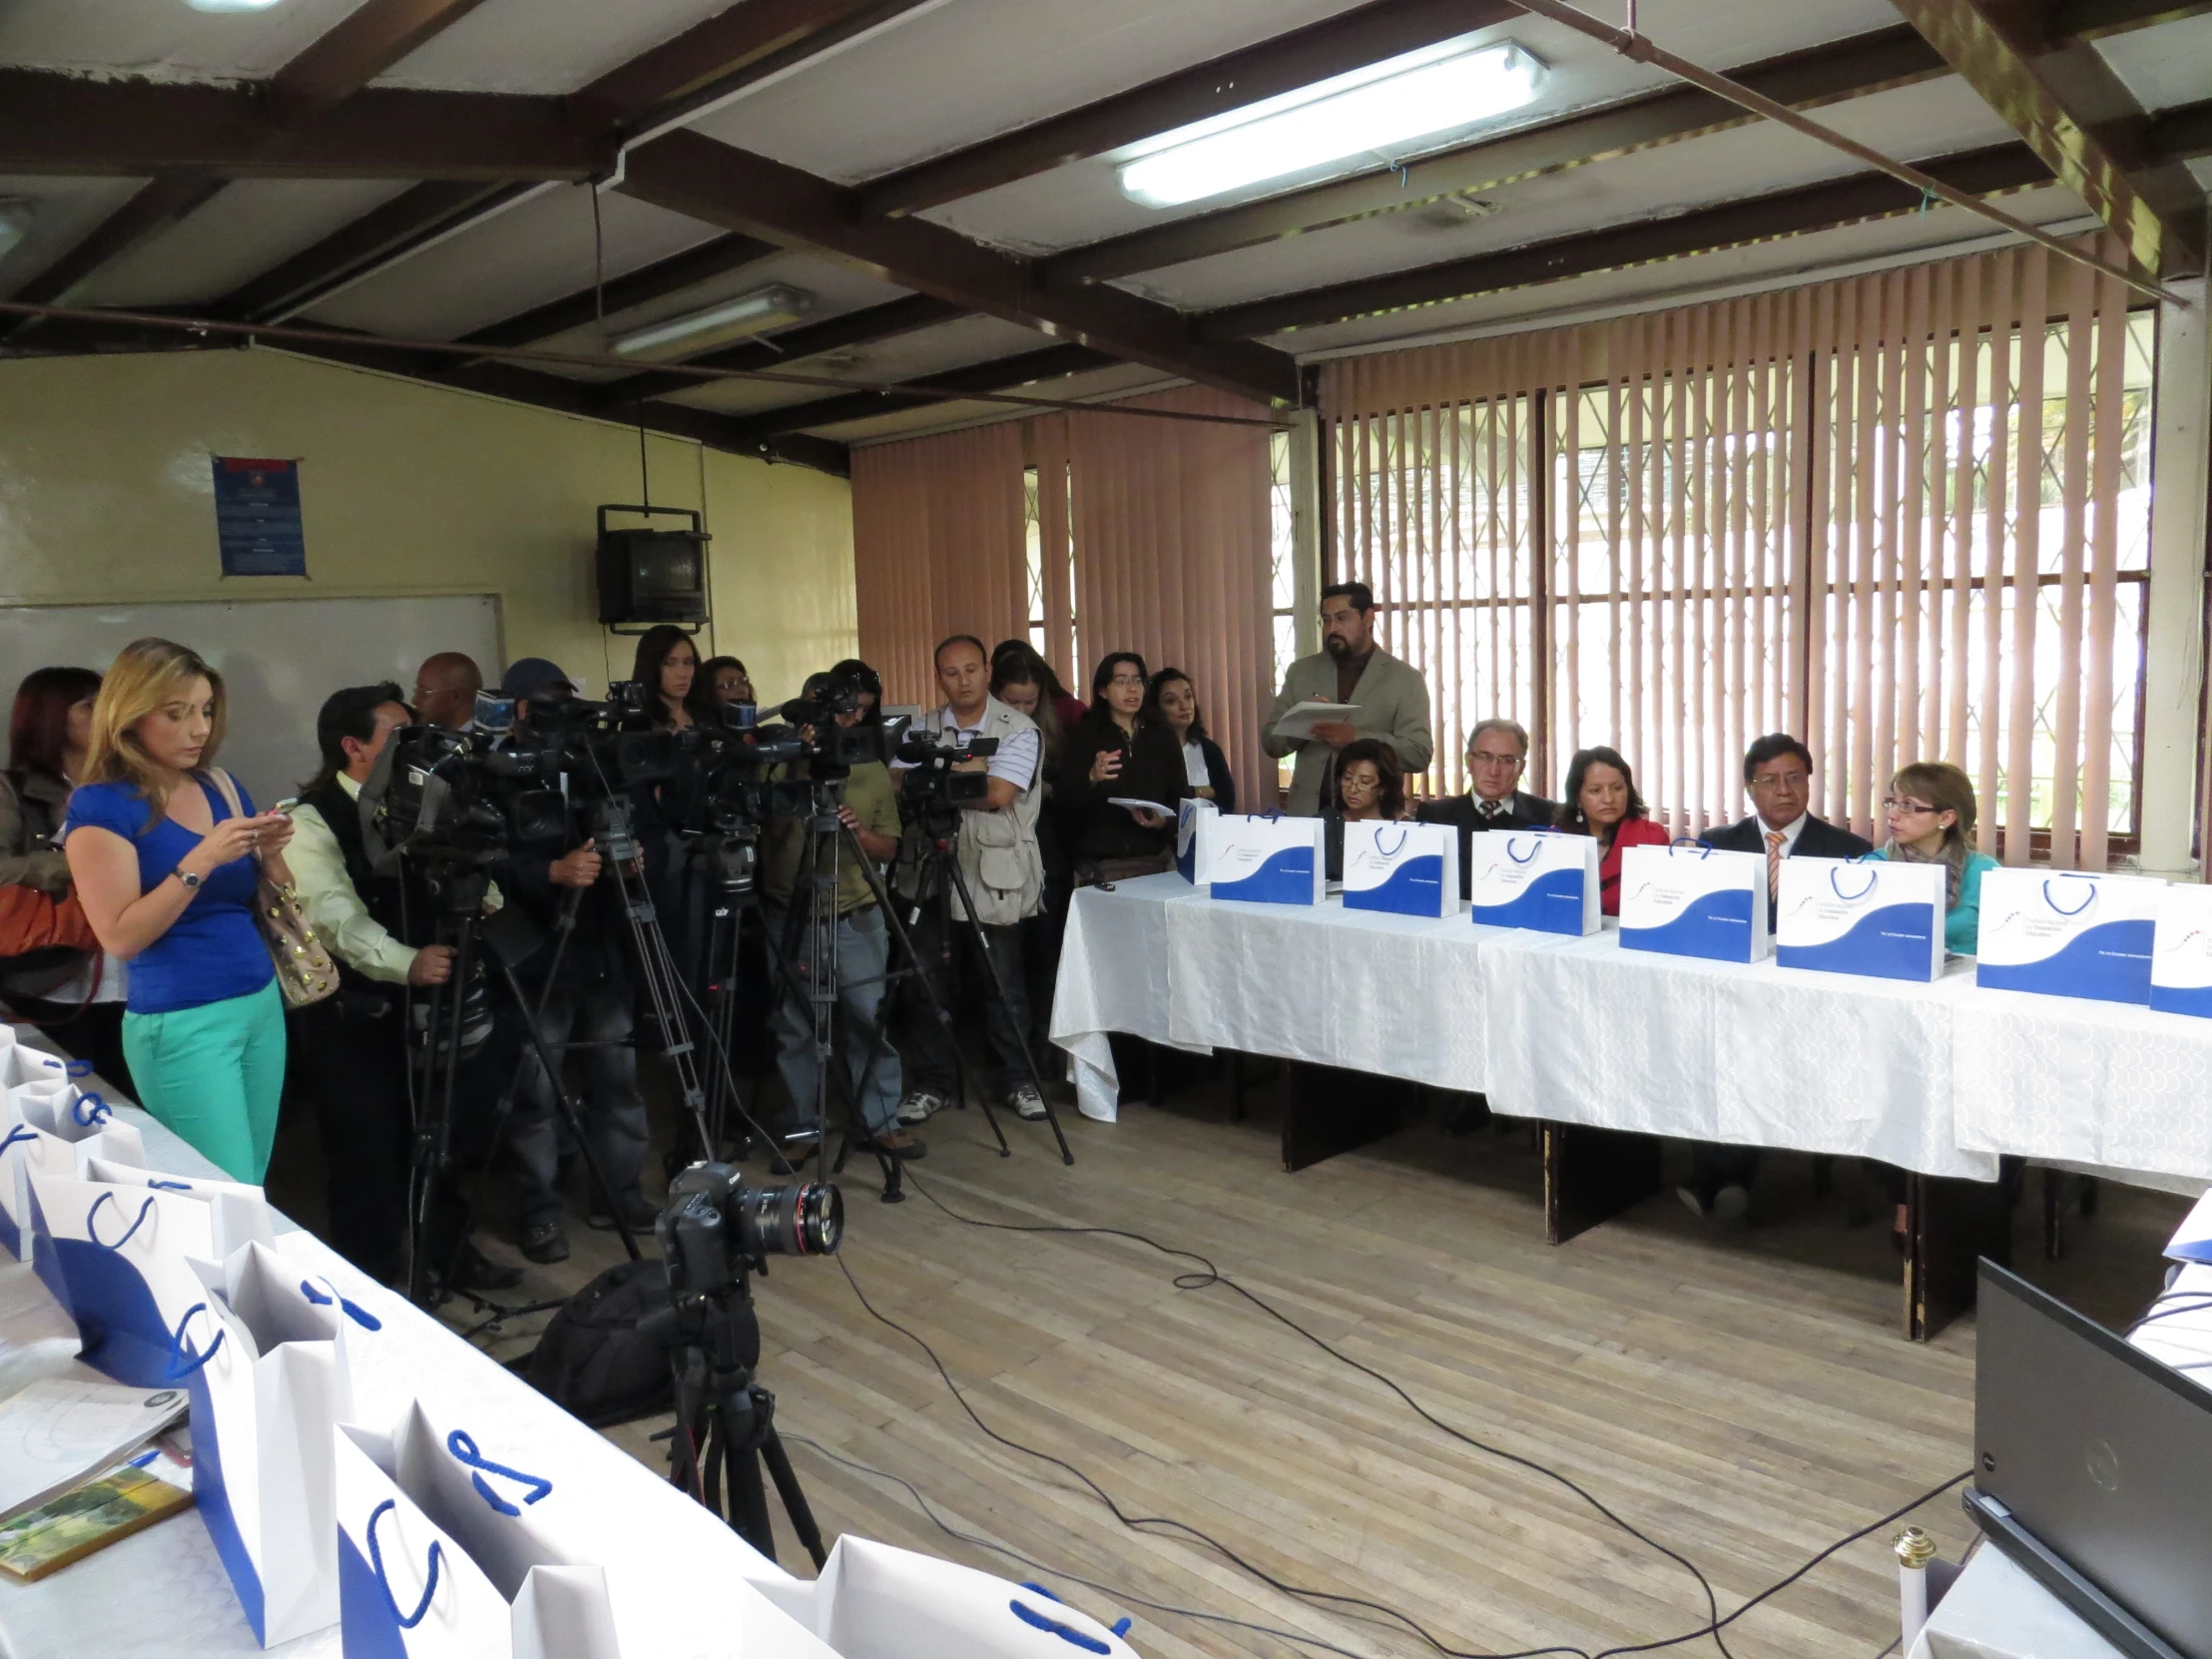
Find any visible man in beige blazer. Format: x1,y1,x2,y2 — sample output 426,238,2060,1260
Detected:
1263,582,1434,816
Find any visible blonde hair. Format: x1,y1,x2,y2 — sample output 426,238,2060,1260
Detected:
1891,760,1977,850
83,638,227,826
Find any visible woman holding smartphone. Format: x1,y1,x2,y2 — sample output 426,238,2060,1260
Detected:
63,638,293,1182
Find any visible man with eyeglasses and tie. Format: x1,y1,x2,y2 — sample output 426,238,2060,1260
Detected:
1415,719,1557,899
1678,733,1872,1221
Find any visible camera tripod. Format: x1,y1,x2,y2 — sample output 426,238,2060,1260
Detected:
401,859,645,1310
893,809,1075,1167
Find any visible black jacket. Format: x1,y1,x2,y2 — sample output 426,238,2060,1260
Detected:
1417,791,1559,898
1056,717,1190,862
1184,736,1237,817
1702,813,1875,930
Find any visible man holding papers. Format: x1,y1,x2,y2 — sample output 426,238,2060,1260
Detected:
1264,582,1434,816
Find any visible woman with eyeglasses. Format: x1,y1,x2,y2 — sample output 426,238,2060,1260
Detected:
1865,761,1997,955
1321,738,1406,881
1056,651,1189,885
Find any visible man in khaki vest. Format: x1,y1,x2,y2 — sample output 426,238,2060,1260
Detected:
1264,582,1434,817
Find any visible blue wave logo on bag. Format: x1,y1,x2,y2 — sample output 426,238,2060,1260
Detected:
1774,858,1943,983
1207,816,1321,905
2148,886,2212,1018
1618,843,1769,963
1975,870,2160,1006
1467,831,1596,935
1342,823,1455,918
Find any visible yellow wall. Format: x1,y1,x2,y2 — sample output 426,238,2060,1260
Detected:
0,346,855,706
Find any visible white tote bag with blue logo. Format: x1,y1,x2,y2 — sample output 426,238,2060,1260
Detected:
187,1239,373,1646
1618,842,1771,963
1465,830,1600,935
1975,868,2164,1004
801,1534,1142,1659
1341,820,1457,918
1774,856,1946,982
1174,797,1217,883
335,1412,514,1659
2149,881,2212,1018
1205,815,1324,905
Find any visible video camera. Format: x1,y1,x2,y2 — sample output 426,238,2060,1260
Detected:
893,730,995,828
660,666,908,840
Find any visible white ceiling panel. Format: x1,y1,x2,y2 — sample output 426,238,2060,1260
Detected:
1125,76,2021,313
70,178,413,308
660,312,1051,414
0,0,367,83
1271,185,2092,357
0,175,151,302
371,0,738,95
2091,13,2212,114
300,183,743,341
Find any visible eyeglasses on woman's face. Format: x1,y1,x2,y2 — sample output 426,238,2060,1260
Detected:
1883,797,1939,817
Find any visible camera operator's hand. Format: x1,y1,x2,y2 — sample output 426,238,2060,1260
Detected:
1088,749,1124,784
549,838,602,888
407,944,455,986
837,804,899,862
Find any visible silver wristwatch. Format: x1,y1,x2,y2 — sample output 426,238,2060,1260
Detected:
176,867,204,889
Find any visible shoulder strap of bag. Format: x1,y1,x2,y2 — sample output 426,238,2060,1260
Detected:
205,767,243,819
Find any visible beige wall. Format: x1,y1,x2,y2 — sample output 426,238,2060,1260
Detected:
0,346,855,707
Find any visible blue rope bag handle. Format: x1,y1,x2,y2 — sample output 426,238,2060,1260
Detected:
366,1498,443,1628
70,1092,112,1128
0,1124,38,1158
1372,826,1409,859
63,1059,93,1078
1829,865,1879,902
300,1278,383,1331
1668,836,1716,857
1021,1583,1133,1643
164,1302,226,1381
87,1190,156,1251
2043,874,2097,917
445,1430,552,1516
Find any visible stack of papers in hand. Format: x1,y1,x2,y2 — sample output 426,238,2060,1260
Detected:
2165,1190,2212,1266
0,1379,190,1528
1107,798,1176,818
1272,701,1358,740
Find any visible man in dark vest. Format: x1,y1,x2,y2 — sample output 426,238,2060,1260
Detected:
289,683,523,1296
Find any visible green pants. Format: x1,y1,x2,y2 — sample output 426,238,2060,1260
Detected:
123,979,287,1183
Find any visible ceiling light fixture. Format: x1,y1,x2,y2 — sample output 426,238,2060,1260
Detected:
610,284,813,360
185,0,289,12
0,200,32,267
1119,40,1546,210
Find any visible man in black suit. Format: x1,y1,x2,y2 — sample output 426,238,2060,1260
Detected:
1417,718,1558,900
1679,733,1873,1221
1418,718,1557,1136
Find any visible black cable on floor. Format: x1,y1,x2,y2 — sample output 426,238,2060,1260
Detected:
872,1168,1965,1659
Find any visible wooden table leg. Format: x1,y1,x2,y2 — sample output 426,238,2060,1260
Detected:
1906,1172,2011,1341
1280,1061,1410,1172
1542,1122,1663,1245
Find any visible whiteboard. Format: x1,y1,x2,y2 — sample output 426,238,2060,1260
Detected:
0,595,502,809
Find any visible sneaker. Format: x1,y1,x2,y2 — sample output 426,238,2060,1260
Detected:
896,1089,948,1126
518,1221,570,1265
857,1128,926,1160
1007,1083,1048,1121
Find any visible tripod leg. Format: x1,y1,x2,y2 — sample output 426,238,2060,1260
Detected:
874,859,1011,1156
939,856,1074,1166
759,1427,829,1569
726,1440,778,1564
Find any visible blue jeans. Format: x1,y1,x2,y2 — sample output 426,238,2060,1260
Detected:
767,902,902,1136
506,983,650,1230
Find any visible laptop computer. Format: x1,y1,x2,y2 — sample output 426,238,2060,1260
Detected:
1969,1261,2212,1659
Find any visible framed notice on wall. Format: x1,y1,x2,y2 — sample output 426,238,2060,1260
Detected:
211,456,306,576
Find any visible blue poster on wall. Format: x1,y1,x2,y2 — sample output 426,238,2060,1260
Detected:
212,456,306,576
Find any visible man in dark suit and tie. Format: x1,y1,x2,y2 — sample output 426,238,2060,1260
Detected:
1679,733,1874,1220
1416,718,1558,899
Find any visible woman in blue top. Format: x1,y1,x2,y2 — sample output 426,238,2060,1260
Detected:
63,639,295,1181
1866,761,2000,956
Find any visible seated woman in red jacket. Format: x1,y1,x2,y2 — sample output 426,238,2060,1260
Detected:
1555,745,1670,915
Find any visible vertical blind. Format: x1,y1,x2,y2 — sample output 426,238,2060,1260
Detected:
851,387,1277,801
1323,235,2154,868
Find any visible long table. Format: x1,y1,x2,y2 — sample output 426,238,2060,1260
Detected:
1052,874,2212,1335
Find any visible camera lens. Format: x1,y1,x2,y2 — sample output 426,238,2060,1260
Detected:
737,1179,842,1258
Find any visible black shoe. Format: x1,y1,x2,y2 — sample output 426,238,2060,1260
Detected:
587,1190,660,1232
450,1243,524,1293
519,1221,570,1264
856,1128,926,1160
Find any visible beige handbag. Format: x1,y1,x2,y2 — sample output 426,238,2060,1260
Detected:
208,769,338,1009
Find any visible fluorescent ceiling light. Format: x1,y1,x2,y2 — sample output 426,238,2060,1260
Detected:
1119,40,1546,209
610,284,813,360
185,0,288,11
0,200,32,266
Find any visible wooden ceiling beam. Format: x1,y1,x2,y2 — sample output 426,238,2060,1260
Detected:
593,292,964,406
619,130,1295,403
1892,0,2206,276
716,341,1116,442
1194,140,2061,340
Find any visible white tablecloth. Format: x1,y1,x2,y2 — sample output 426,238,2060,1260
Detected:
1050,874,1213,1122
1165,897,1493,1093
1481,928,1997,1180
1951,990,2212,1186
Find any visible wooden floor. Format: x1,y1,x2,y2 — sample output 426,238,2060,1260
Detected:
283,1070,2184,1659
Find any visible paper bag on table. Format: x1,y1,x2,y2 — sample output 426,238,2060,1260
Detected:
1341,820,1457,919
1465,830,1598,935
1173,798,1216,883
1975,868,2163,1004
1204,815,1324,906
2147,881,2212,1018
1618,841,1770,963
802,1534,1143,1659
1774,856,1945,982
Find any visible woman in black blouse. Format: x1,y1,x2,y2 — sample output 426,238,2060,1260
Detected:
1145,668,1235,815
1055,652,1189,885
